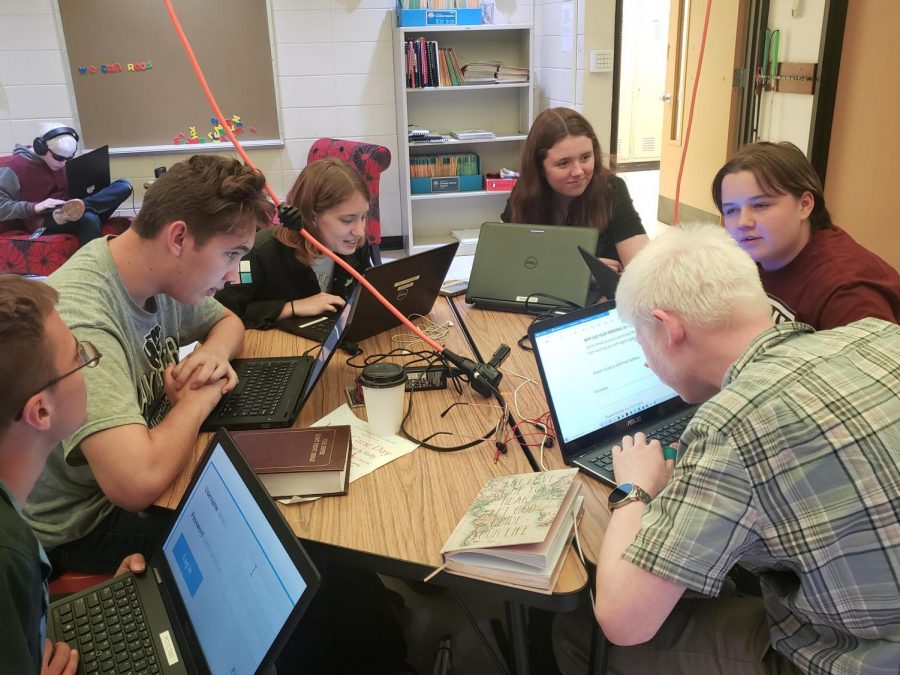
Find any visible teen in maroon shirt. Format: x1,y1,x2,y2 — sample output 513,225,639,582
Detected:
712,141,900,330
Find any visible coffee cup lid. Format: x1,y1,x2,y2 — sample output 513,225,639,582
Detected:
359,362,406,388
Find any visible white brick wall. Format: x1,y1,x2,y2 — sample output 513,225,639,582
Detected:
0,0,597,238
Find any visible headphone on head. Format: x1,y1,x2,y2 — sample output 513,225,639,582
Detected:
33,127,79,157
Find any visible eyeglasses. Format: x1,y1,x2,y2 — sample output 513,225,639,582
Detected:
13,340,102,421
49,150,75,162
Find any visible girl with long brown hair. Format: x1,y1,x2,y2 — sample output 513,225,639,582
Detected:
503,107,648,270
216,157,371,329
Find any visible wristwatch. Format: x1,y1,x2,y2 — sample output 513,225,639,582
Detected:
608,482,652,510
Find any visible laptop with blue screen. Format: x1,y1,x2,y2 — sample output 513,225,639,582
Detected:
529,300,696,486
48,428,320,674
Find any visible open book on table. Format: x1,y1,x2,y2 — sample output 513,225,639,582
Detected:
431,468,584,593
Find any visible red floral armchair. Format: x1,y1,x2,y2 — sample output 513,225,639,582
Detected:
307,138,392,262
0,217,132,276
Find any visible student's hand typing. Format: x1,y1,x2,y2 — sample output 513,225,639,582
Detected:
114,553,147,577
34,198,67,214
291,292,346,317
170,346,238,394
611,432,674,498
41,639,78,675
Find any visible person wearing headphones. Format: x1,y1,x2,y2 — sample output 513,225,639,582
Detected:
0,123,132,245
501,107,649,271
216,157,371,329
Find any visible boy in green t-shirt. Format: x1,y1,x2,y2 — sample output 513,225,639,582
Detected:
25,155,275,573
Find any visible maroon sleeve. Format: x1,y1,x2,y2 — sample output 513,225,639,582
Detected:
816,284,900,330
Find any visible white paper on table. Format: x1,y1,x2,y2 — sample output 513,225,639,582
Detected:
278,404,419,504
178,341,199,361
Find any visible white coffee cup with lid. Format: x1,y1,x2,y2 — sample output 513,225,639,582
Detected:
359,363,407,437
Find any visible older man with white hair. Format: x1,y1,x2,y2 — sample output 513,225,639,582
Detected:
0,123,132,245
554,223,900,675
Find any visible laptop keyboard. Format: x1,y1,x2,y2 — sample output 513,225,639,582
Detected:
586,414,691,475
304,316,336,340
218,359,296,418
52,576,161,674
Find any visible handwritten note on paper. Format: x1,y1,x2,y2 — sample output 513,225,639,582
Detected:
316,404,418,482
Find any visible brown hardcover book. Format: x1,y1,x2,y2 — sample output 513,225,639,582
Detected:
231,426,352,498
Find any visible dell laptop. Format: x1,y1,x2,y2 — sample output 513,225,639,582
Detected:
48,428,321,674
466,222,599,313
529,300,696,486
201,284,360,431
278,242,459,343
66,145,111,199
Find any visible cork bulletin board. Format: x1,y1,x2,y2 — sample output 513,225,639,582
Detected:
57,0,281,153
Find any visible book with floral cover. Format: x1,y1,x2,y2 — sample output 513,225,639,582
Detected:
431,468,583,592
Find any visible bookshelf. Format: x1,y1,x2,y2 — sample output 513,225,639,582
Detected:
393,23,534,251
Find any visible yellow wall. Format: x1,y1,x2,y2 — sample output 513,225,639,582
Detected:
658,0,742,217
825,2,900,271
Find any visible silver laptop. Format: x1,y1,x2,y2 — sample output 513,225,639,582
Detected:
66,145,111,199
466,222,600,313
48,429,321,674
529,300,696,486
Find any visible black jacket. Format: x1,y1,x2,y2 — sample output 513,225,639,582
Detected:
500,174,645,262
216,227,370,329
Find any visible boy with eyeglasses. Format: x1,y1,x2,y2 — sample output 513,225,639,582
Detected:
0,275,144,675
0,122,132,245
24,154,272,574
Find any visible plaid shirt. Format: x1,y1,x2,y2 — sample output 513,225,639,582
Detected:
625,319,900,675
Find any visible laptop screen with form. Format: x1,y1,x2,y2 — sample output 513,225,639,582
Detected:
162,442,308,674
531,306,679,444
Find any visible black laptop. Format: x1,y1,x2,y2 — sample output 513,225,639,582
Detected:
278,242,459,343
201,284,360,431
466,222,600,313
578,244,621,300
48,429,321,674
66,145,111,199
529,300,696,486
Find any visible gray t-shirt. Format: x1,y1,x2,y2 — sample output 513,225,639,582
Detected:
309,255,335,292
24,237,224,550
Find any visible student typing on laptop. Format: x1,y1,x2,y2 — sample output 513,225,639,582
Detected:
25,155,272,574
0,276,144,675
216,158,371,329
554,224,900,675
0,123,132,246
501,108,648,270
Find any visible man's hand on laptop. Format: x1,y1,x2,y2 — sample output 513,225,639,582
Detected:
115,553,147,577
611,432,674,498
34,197,67,214
292,292,346,317
171,346,238,394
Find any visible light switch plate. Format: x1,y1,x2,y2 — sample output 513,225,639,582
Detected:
589,50,614,73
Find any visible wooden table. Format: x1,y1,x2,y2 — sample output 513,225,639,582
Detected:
448,298,614,565
158,297,589,602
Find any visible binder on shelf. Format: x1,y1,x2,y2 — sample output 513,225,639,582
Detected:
397,1,482,27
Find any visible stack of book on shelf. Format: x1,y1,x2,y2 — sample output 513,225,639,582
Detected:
461,62,530,85
232,426,352,499
430,468,584,593
409,128,450,144
404,38,466,88
410,152,481,194
450,130,496,140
